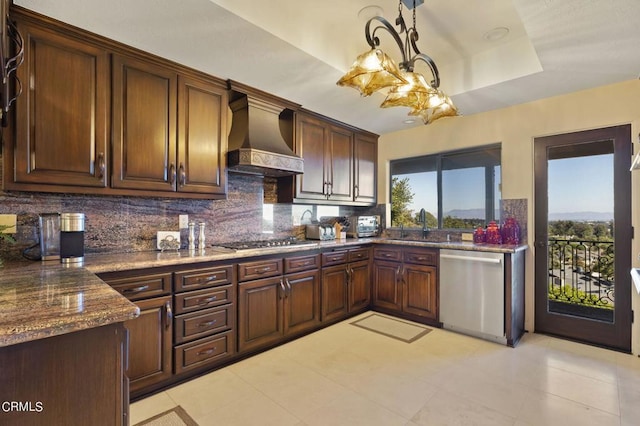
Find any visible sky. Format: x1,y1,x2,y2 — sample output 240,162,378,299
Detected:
548,154,613,214
398,153,613,219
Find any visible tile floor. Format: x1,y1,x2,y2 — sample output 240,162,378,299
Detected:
131,312,640,425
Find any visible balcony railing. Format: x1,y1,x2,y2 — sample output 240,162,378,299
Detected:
547,238,614,321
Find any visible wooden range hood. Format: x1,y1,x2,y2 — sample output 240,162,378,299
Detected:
227,81,303,177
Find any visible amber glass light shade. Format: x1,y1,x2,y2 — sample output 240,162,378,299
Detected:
411,89,459,124
336,49,407,96
380,71,437,113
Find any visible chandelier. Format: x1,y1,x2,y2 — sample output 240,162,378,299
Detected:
337,0,458,125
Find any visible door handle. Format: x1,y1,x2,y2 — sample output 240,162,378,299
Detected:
97,152,105,180
279,279,286,299
169,163,176,185
179,163,186,186
285,278,292,296
164,301,172,330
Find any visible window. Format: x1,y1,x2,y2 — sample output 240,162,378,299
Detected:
390,144,501,230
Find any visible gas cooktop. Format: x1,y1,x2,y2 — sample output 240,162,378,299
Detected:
213,238,317,251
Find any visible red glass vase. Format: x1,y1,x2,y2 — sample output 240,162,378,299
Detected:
485,221,502,244
501,217,520,245
473,226,486,243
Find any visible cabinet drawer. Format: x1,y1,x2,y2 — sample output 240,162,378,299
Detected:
174,304,234,344
174,331,235,374
322,251,348,266
104,272,172,301
284,254,320,273
349,248,370,262
174,285,234,315
403,248,438,266
238,258,283,282
374,247,401,262
174,265,233,292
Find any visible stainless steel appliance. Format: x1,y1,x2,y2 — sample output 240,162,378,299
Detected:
346,215,380,238
38,213,60,261
305,224,336,240
439,249,506,344
60,213,85,264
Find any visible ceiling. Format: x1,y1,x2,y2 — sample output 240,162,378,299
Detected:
14,0,640,135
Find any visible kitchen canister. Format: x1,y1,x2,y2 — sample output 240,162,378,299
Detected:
485,220,502,244
60,213,85,264
501,217,521,245
473,226,486,243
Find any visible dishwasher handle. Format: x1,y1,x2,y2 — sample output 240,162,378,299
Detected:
440,254,502,264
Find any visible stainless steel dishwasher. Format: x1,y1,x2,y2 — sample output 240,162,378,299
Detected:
439,249,506,344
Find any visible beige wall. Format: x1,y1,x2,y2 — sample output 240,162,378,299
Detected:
378,79,640,354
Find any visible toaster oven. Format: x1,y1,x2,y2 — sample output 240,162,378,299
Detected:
347,215,380,238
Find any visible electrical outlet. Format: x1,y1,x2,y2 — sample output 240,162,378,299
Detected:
0,214,17,233
179,214,189,230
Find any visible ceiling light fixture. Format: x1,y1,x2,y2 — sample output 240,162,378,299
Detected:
337,0,458,125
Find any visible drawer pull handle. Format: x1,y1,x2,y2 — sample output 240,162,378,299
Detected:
383,253,393,258
123,285,149,294
330,257,340,261
197,348,216,356
412,256,427,261
256,267,273,274
198,275,218,283
197,296,217,305
198,320,217,328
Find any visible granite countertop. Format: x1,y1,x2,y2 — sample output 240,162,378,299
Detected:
0,263,140,347
82,238,527,274
0,237,526,347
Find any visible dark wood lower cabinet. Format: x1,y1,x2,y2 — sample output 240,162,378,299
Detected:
238,268,321,353
321,255,371,322
373,246,439,323
0,324,128,426
372,260,402,311
124,296,173,395
238,276,284,353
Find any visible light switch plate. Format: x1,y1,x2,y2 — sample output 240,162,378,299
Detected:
157,231,180,250
0,214,17,233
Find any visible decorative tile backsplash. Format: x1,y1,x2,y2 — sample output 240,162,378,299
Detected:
0,162,380,260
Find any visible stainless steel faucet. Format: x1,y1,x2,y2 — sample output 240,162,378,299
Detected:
419,208,429,239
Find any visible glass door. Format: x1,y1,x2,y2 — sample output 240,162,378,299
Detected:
534,125,632,352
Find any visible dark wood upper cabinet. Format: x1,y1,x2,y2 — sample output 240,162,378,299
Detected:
177,75,228,195
279,110,377,206
295,113,329,200
326,124,354,202
112,54,177,192
354,133,377,204
11,20,109,189
5,8,228,199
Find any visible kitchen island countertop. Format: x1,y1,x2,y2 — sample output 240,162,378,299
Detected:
0,263,139,347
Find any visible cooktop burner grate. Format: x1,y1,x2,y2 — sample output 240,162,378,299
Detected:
213,238,316,250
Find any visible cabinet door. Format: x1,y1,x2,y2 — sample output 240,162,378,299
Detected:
373,260,402,311
295,113,328,200
177,75,227,195
402,264,438,320
112,54,177,191
125,295,172,395
321,264,349,322
326,125,353,201
354,133,377,204
348,260,371,313
13,22,109,188
238,277,284,353
284,269,321,335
